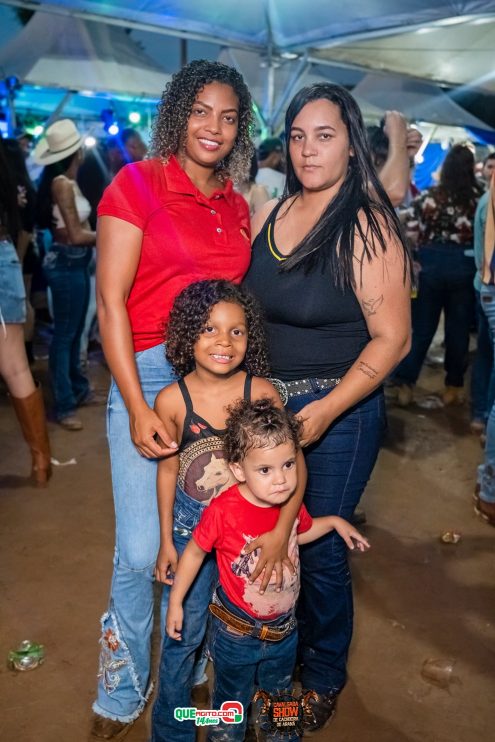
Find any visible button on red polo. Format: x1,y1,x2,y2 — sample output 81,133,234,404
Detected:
98,156,251,352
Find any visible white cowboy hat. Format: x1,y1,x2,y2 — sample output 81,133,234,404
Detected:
33,119,83,165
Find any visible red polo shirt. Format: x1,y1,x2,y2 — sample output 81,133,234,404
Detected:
97,156,251,352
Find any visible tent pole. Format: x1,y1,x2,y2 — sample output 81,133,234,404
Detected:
45,91,74,126
180,39,188,69
262,0,275,133
271,55,310,131
265,60,276,133
6,89,17,136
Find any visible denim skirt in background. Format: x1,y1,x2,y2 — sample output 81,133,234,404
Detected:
0,239,26,325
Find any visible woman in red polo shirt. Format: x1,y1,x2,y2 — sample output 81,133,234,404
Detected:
90,61,256,739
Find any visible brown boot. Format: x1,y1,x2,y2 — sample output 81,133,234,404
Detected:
10,384,52,487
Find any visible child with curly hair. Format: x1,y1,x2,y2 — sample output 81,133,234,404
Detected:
151,279,306,742
165,398,369,742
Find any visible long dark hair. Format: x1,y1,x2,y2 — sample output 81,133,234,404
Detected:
3,138,37,232
36,151,79,231
0,138,20,243
439,144,482,207
280,83,410,289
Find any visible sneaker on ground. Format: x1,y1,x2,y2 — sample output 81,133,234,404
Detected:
59,414,83,431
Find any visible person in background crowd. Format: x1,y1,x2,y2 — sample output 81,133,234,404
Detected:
481,152,495,187
106,127,148,177
367,112,423,207
255,136,286,199
14,128,34,159
244,82,411,733
0,137,51,486
35,119,100,431
474,174,495,525
77,129,148,365
238,152,270,216
76,142,111,363
471,172,495,434
391,144,483,407
3,138,38,364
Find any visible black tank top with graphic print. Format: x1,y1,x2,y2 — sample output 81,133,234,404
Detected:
177,374,252,503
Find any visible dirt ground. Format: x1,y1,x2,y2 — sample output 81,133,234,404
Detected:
0,347,493,742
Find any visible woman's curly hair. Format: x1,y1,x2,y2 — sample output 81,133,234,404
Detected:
165,280,269,378
150,59,254,184
224,398,302,464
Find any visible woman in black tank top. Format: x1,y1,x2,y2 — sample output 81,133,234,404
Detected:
244,83,412,731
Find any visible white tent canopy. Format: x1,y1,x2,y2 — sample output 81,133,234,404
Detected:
312,17,495,92
0,10,171,97
1,1,494,132
3,0,495,53
352,74,491,129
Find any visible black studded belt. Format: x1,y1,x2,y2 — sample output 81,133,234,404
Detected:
269,377,341,405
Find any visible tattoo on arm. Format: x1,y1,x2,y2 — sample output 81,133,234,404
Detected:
362,295,384,316
357,361,379,380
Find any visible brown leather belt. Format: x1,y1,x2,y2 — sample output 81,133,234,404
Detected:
209,601,296,642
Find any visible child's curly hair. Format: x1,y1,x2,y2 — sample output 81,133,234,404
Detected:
150,59,254,184
165,280,269,378
224,398,302,464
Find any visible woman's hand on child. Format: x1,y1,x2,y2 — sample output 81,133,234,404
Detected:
129,402,178,458
154,543,179,585
333,517,370,552
243,531,294,593
166,602,183,641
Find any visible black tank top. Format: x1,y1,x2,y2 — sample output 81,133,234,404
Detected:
243,201,370,380
177,374,252,503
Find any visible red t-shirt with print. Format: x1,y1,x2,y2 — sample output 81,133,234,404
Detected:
97,156,251,352
193,484,312,620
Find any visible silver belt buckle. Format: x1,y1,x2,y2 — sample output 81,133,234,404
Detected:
268,377,289,406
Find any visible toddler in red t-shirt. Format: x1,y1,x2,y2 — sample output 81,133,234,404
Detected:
166,398,369,741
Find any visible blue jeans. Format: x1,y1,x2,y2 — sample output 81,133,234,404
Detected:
151,488,217,742
471,290,495,422
80,248,97,359
287,384,386,694
207,589,299,742
477,285,495,504
94,344,177,722
394,243,475,388
43,244,91,419
0,239,26,324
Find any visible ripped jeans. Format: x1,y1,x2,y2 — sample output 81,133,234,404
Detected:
151,488,217,742
93,344,177,722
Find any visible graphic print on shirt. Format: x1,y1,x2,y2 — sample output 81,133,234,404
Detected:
231,520,301,617
178,434,236,503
